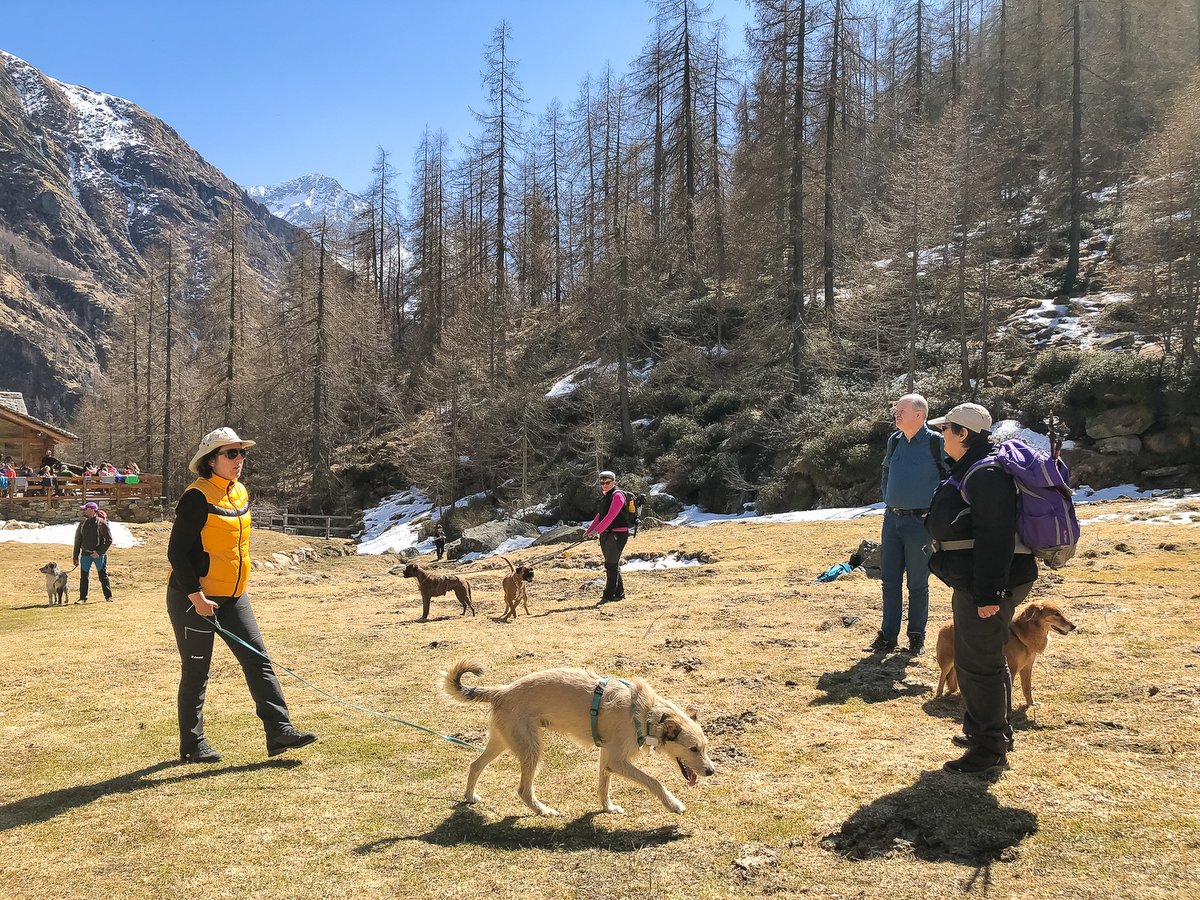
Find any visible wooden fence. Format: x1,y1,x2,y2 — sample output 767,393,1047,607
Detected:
1,474,164,507
255,508,357,539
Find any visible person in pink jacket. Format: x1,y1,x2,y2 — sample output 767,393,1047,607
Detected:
583,470,632,605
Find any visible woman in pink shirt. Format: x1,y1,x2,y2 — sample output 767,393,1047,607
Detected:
583,470,631,605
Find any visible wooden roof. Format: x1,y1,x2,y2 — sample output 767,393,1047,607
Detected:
0,393,78,442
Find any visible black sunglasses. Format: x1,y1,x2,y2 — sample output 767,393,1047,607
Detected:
220,448,249,460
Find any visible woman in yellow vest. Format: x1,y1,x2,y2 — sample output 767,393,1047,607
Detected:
166,427,317,763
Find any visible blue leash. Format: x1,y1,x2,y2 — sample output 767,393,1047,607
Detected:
200,610,483,752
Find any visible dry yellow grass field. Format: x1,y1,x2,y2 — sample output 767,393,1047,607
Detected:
2,502,1199,899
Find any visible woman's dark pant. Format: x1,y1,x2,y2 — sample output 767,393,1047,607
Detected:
167,585,291,753
951,582,1034,754
599,530,629,600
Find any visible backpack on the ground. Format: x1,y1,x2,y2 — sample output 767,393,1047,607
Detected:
952,438,1081,569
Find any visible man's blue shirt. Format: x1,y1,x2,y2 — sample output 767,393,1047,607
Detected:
881,425,945,509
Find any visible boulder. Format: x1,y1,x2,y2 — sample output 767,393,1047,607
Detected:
270,552,295,569
451,519,540,559
1085,404,1155,440
1143,429,1192,455
1094,435,1142,455
646,492,683,520
530,524,586,547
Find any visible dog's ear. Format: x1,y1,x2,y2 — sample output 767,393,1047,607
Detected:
685,705,700,722
658,712,682,742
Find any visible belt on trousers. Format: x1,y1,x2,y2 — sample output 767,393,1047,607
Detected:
887,507,928,516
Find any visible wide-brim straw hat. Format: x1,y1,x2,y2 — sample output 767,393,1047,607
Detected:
188,427,257,474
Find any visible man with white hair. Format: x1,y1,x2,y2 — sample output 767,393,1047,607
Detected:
867,393,948,654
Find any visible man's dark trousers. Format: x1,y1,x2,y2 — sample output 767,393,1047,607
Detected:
166,586,291,753
599,531,629,601
880,510,932,642
951,582,1033,754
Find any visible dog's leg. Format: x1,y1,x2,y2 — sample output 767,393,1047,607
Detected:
1019,664,1034,708
604,758,686,814
936,668,947,698
946,666,959,696
520,589,530,617
420,589,431,622
597,748,623,814
503,722,558,816
464,733,506,804
465,583,475,616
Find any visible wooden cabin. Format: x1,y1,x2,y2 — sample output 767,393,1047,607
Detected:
0,391,77,466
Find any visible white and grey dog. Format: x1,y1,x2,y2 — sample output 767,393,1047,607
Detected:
39,562,70,606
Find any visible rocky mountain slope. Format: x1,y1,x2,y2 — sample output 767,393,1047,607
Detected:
0,50,300,418
243,173,368,234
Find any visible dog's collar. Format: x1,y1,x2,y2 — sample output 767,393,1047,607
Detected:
590,677,651,749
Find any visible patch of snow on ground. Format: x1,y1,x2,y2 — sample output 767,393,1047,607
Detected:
1077,493,1200,526
624,553,704,571
546,358,655,399
457,535,538,563
0,521,139,548
357,489,435,555
671,503,885,527
992,420,1052,452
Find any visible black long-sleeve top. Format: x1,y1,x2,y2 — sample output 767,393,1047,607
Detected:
167,488,209,594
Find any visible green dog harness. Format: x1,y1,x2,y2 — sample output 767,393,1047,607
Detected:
590,677,649,748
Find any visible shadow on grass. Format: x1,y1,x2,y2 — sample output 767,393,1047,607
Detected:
534,604,604,617
822,769,1037,872
0,758,301,832
812,652,927,705
389,804,686,853
922,697,1067,737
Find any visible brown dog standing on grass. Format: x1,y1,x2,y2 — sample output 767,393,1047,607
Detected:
936,598,1077,708
403,563,475,621
499,557,535,620
443,658,715,817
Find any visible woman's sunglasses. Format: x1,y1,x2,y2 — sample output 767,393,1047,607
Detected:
220,448,249,460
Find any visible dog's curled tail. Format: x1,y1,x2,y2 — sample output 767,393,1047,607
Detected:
443,657,500,704
500,556,515,573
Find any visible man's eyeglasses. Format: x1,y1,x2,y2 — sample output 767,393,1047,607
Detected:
221,448,249,460
599,478,614,484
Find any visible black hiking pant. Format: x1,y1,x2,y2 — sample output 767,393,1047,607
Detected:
167,585,292,755
951,582,1033,755
599,530,629,601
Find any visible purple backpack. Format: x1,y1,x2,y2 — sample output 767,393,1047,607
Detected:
951,439,1081,569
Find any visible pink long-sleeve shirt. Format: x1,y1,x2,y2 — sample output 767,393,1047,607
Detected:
586,489,628,535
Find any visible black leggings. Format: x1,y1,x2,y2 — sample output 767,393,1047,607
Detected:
166,585,292,754
599,531,629,600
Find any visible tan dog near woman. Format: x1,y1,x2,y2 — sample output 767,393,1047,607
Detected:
443,658,715,816
499,557,535,620
936,598,1077,708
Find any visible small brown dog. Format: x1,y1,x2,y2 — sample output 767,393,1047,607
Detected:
499,557,535,620
444,658,714,816
402,563,475,620
936,599,1077,708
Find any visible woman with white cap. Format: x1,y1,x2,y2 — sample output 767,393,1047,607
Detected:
925,403,1038,776
166,427,316,763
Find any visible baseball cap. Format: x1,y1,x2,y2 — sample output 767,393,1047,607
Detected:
80,501,100,511
927,402,992,433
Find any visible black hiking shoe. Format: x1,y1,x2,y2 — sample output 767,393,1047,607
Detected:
864,631,897,653
267,727,317,757
944,747,1008,776
952,734,1015,752
902,633,925,655
181,740,222,764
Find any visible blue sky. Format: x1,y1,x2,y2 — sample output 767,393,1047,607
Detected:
5,0,751,195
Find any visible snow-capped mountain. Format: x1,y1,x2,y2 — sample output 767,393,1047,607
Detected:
0,49,299,414
243,174,369,233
